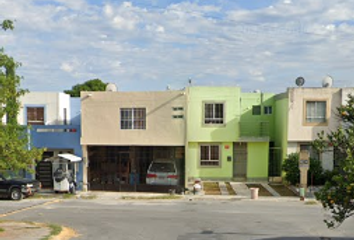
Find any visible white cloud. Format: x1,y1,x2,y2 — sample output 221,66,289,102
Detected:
1,0,354,93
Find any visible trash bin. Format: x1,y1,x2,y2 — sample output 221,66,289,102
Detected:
250,188,259,200
299,187,305,201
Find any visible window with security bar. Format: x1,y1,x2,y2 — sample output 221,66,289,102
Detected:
305,101,327,123
120,108,146,129
200,145,220,166
27,107,44,125
204,103,224,124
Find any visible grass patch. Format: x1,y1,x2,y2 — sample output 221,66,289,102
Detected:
269,184,297,197
121,195,182,200
31,194,57,199
62,194,75,199
246,184,273,197
225,182,236,195
203,182,221,195
0,227,4,232
80,195,97,200
305,200,318,205
40,224,62,240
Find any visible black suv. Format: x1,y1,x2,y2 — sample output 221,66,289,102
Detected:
0,173,41,200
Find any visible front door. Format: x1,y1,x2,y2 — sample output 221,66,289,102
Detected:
233,143,247,179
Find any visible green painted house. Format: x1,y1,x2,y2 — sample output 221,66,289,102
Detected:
185,86,278,183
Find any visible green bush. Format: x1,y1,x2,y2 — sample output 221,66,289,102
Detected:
282,153,328,185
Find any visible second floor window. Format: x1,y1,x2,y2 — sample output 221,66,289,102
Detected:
305,101,327,123
120,108,146,130
27,107,44,125
204,103,224,124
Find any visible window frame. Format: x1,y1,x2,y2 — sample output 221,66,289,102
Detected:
120,108,146,130
203,102,225,126
264,106,273,115
25,105,45,125
252,105,261,115
199,144,221,167
303,99,329,126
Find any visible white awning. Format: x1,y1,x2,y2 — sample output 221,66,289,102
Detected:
58,153,82,162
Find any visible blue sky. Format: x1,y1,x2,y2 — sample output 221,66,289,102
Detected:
1,0,354,93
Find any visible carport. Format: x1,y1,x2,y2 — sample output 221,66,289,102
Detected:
87,146,185,193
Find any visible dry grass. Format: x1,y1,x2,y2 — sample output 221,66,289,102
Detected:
203,182,221,195
269,184,297,197
225,182,236,195
246,184,273,196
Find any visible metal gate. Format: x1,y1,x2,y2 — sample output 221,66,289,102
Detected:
233,143,247,179
268,147,282,177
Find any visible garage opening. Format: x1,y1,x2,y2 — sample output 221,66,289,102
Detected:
88,146,185,192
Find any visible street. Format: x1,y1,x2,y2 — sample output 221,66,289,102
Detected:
1,197,354,240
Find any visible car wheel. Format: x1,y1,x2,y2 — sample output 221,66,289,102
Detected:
10,188,23,201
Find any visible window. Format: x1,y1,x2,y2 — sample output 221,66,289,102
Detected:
305,101,327,123
172,107,184,111
200,145,220,166
172,115,184,119
252,105,261,115
120,108,146,130
264,106,272,115
204,103,224,124
27,107,44,125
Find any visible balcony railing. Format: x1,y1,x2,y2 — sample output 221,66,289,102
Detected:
239,121,270,138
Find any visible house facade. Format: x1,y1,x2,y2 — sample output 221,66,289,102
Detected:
19,92,82,189
80,90,186,192
185,87,276,183
275,87,354,171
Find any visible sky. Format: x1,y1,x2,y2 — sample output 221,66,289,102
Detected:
1,0,354,93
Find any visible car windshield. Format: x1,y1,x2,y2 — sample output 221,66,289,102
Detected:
149,162,175,173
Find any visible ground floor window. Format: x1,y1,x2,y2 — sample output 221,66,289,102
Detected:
200,145,220,166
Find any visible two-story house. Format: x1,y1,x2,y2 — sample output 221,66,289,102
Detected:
19,92,82,189
185,87,276,183
80,90,186,192
274,87,354,171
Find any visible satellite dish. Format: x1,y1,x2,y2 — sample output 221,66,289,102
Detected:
295,77,305,87
322,75,333,88
105,83,117,92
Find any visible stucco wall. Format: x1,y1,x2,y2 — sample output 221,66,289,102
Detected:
287,88,341,142
247,142,269,180
186,86,240,142
274,94,289,161
81,90,186,146
186,142,233,180
18,92,70,125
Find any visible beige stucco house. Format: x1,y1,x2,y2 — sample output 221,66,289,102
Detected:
282,87,354,171
80,90,186,191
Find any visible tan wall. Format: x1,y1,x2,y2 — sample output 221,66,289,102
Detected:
81,91,186,146
287,87,341,142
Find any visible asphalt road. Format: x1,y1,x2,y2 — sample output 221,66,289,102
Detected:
1,198,354,240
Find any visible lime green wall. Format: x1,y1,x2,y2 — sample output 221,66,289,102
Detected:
187,87,240,142
240,93,276,139
186,142,233,179
247,142,269,179
274,94,289,161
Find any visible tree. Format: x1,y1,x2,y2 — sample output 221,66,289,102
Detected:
64,79,107,97
313,94,354,228
0,20,43,172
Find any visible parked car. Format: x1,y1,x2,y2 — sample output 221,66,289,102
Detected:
0,173,41,200
146,160,178,185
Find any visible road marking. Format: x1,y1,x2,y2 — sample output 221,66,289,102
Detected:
0,199,62,218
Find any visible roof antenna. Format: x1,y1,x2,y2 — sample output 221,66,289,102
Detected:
188,78,192,86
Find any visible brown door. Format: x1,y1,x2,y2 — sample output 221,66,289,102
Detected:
233,143,247,179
